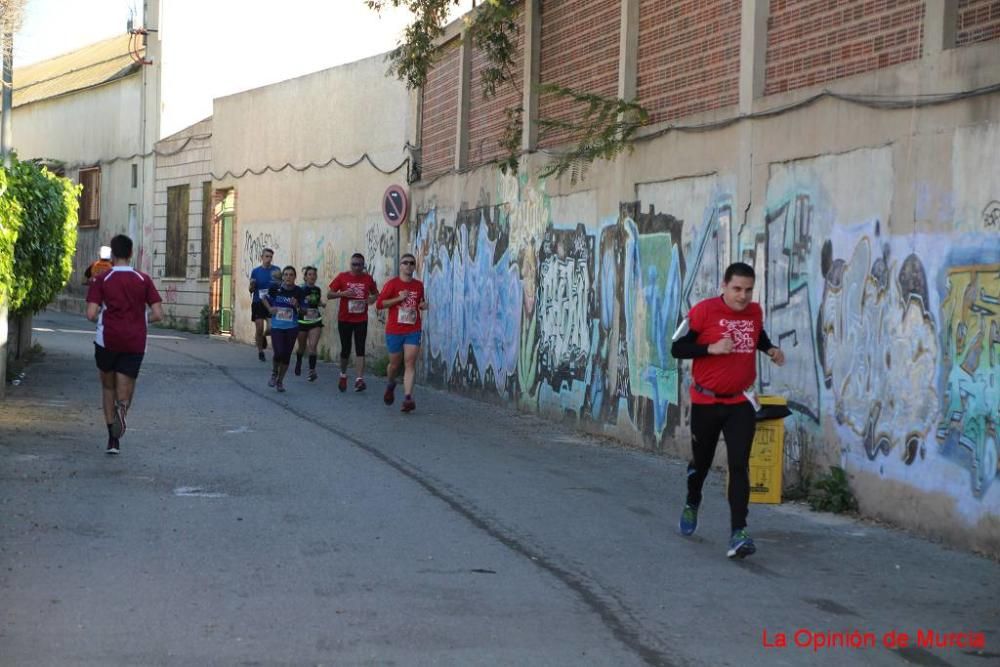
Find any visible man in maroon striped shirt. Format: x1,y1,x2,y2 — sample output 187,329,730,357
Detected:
86,235,163,455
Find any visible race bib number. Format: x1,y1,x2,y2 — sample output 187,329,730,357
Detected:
348,299,367,314
258,289,269,299
275,307,294,322
398,307,417,325
305,308,320,320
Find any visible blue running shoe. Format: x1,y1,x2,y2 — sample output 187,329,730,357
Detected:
679,504,698,536
727,528,756,559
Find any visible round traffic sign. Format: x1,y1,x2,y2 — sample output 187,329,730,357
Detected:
382,185,409,227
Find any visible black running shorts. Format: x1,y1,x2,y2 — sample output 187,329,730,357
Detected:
251,301,270,322
94,343,144,379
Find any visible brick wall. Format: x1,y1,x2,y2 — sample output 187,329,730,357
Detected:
468,6,525,169
538,0,621,149
957,0,1000,45
421,40,462,179
765,0,925,96
637,0,741,124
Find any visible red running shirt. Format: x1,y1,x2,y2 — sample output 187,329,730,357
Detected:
688,296,763,405
328,272,378,323
376,277,425,335
86,267,162,354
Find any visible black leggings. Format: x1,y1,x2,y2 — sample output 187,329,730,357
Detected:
338,321,368,359
686,401,756,531
270,328,299,365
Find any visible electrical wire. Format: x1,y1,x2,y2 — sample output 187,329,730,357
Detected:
36,133,411,181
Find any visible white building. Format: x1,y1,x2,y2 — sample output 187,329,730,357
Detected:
151,117,212,331
12,15,161,312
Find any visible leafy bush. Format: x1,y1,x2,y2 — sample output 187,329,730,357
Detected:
807,466,859,514
2,156,80,314
0,167,24,303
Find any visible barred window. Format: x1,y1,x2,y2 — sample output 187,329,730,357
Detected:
78,167,101,228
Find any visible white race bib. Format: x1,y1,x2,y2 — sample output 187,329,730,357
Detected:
305,308,320,320
398,307,417,325
348,299,367,314
275,307,294,322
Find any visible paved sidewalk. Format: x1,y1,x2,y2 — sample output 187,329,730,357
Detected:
0,310,997,666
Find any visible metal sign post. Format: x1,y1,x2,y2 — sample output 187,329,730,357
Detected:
383,185,409,276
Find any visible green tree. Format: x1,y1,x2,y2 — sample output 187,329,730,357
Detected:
0,165,22,303
2,156,80,314
366,0,647,179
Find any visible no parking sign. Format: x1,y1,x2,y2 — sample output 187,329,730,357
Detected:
382,185,409,227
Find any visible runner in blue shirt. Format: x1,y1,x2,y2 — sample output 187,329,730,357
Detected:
249,248,278,362
262,266,304,393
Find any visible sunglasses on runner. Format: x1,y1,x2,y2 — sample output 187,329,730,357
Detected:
401,260,415,265
351,262,364,267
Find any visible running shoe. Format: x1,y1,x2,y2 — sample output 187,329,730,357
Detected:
111,400,127,439
354,377,366,392
268,373,278,388
727,528,756,559
383,382,396,405
294,358,302,376
106,437,120,455
338,374,348,392
258,351,266,362
679,504,698,536
401,397,416,413
308,369,318,382
276,381,286,393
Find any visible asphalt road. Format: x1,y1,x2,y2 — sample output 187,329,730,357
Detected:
1,311,997,666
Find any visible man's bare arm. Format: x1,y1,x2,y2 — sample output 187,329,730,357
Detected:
149,302,164,323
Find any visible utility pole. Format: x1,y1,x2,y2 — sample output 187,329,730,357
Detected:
1,28,12,168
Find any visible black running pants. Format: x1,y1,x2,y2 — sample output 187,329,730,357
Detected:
686,401,756,531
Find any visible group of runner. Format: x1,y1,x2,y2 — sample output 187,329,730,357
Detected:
249,249,426,412
85,236,785,559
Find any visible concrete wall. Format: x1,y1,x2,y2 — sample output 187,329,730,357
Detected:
406,40,1000,555
152,118,212,330
212,53,412,357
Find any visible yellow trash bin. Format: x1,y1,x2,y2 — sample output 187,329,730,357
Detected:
748,395,787,504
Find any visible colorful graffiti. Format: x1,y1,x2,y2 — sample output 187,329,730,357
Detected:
417,180,734,448
761,193,822,422
416,207,523,393
937,251,1000,496
818,232,939,464
623,203,686,440
536,224,593,390
412,158,999,510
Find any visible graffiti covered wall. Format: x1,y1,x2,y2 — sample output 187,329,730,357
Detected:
414,173,737,449
410,126,1000,552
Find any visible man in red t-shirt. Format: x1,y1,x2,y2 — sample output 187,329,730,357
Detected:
328,253,379,392
671,262,785,559
376,253,427,413
86,234,163,455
